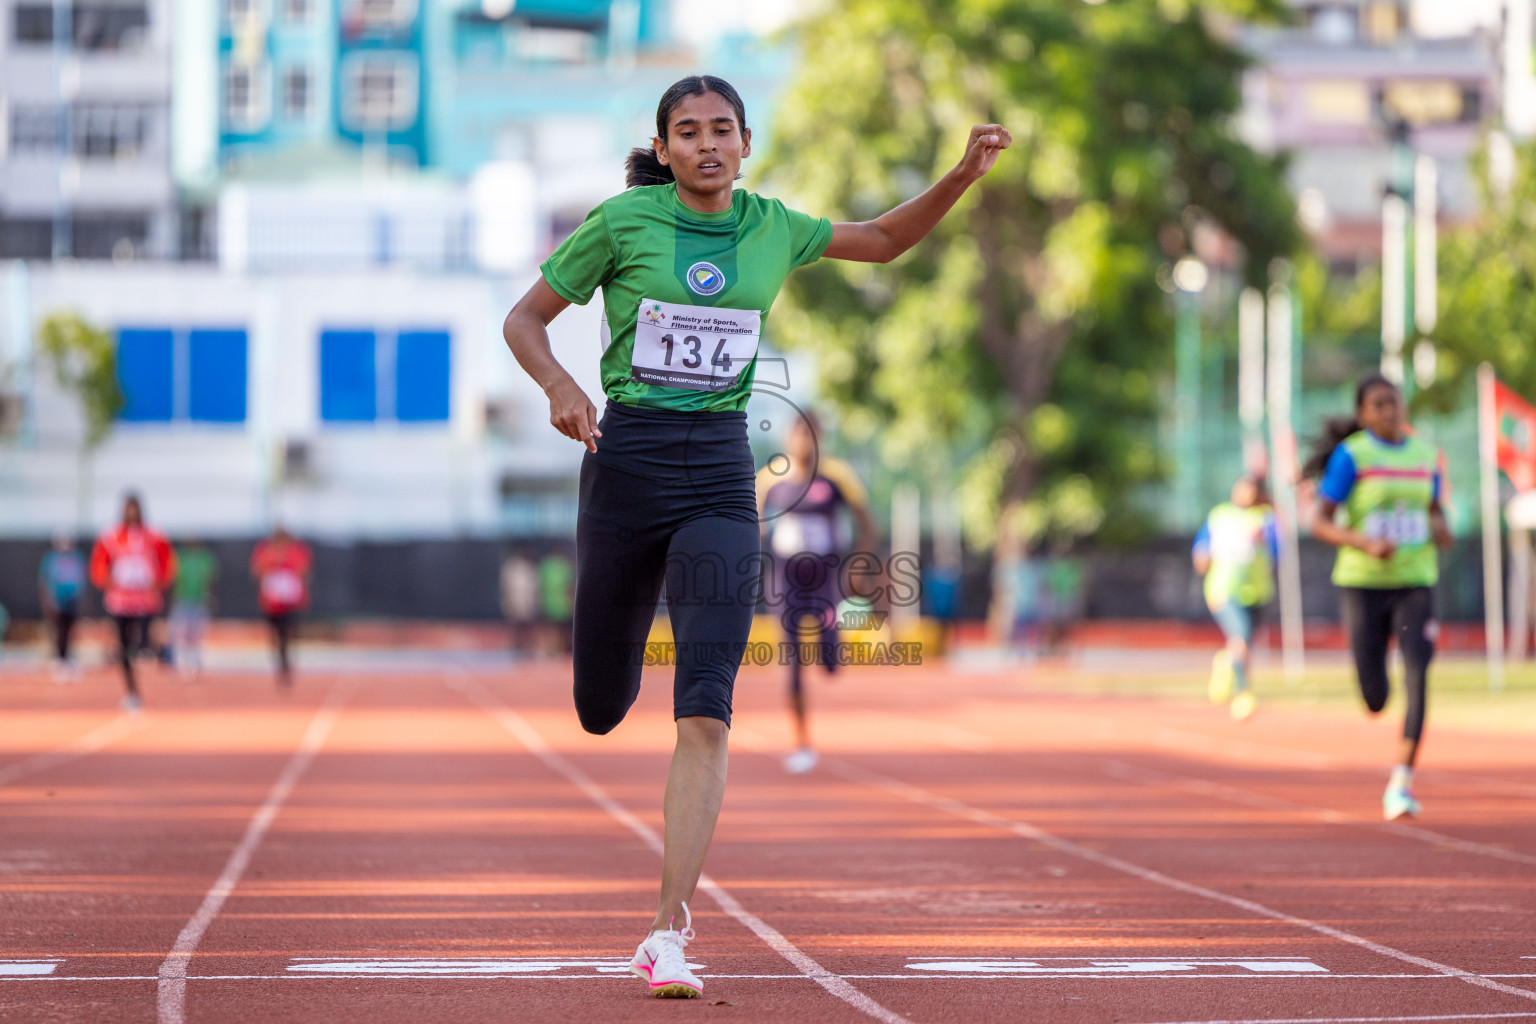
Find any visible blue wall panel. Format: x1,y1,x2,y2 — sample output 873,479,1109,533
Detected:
117,328,175,422
320,329,377,422
188,329,249,423
395,329,450,422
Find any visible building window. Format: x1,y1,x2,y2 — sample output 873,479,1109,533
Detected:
73,104,152,159
12,2,148,49
281,66,313,119
117,327,248,423
13,3,53,43
9,105,63,154
224,64,271,132
279,0,312,23
71,2,148,51
72,213,148,260
226,0,263,25
1380,80,1478,127
0,217,54,259
347,0,416,31
341,55,418,131
320,328,450,424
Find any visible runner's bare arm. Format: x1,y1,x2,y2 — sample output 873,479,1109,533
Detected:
1430,498,1453,549
823,123,1011,264
503,277,602,453
1308,497,1394,559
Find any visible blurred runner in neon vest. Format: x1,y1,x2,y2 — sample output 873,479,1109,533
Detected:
1303,374,1452,821
1192,476,1277,722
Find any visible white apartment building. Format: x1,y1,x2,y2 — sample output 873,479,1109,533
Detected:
0,259,604,540
0,0,182,259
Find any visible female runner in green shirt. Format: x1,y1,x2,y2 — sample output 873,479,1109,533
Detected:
502,75,1009,998
1304,374,1452,821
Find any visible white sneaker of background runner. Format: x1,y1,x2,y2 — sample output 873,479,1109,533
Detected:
784,747,819,774
1383,768,1421,820
629,901,702,998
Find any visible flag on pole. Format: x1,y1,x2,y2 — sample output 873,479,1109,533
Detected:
1493,379,1536,493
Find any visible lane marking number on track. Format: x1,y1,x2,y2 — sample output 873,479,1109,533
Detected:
286,958,701,976
0,960,60,976
906,957,1327,975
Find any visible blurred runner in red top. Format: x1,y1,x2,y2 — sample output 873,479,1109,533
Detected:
90,492,176,711
251,527,311,687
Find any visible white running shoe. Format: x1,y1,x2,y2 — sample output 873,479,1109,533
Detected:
783,747,819,774
630,902,702,998
1383,780,1421,820
120,693,143,714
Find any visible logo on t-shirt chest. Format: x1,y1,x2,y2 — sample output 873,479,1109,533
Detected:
687,262,725,296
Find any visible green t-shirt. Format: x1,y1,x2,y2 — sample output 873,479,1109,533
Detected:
173,546,218,607
540,183,833,412
1328,431,1441,589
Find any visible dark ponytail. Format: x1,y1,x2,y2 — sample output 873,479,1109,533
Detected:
625,147,674,188
1301,372,1397,480
624,74,748,189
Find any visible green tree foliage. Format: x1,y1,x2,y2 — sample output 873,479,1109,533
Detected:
1418,136,1536,411
765,0,1299,548
37,311,122,450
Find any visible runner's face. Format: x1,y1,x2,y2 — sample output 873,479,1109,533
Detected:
123,500,142,527
658,92,750,197
1358,383,1403,440
788,421,816,468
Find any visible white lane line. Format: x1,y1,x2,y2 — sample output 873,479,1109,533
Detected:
0,714,147,787
155,686,348,1024
1101,759,1536,868
1131,1014,1536,1024
450,677,916,1024
827,759,1536,1006
875,709,1536,868
1037,699,1536,803
1422,771,1536,803
0,960,61,976
11,972,1536,984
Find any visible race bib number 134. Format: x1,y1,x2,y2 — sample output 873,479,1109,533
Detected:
630,298,761,393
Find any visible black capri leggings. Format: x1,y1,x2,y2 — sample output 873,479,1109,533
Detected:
572,401,760,733
1339,586,1435,742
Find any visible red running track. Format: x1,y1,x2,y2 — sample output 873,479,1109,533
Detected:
0,657,1533,1024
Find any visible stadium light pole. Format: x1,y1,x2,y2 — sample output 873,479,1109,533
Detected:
1173,257,1208,530
1380,192,1409,386
1413,154,1438,390
1267,271,1305,682
1238,287,1267,472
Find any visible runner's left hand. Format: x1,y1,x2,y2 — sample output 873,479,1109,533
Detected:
956,124,1011,182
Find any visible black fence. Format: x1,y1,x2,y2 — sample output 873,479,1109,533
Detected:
0,535,1494,625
